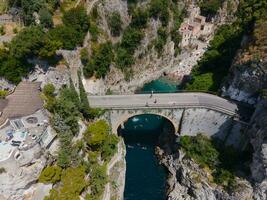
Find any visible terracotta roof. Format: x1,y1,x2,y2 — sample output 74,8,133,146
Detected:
0,82,43,125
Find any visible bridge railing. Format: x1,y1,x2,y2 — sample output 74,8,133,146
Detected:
96,102,238,117
134,89,218,95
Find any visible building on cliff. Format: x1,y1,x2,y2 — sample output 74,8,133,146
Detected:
179,6,214,47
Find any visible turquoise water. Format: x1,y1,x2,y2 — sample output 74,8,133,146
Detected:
119,114,174,200
140,77,179,93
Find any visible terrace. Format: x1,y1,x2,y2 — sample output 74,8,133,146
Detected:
0,82,56,163
0,110,50,162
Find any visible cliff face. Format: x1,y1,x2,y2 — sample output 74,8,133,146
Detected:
221,53,267,104
82,0,239,94
156,121,254,200
163,12,267,200
222,15,267,104
157,149,254,200
246,101,267,199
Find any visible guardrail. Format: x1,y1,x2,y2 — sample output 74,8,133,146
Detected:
134,90,218,95
94,103,238,117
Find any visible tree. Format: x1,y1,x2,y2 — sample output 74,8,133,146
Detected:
84,120,110,149
62,6,89,33
0,90,8,99
88,164,107,199
115,47,134,69
0,55,30,84
121,27,143,53
9,26,45,59
131,7,148,29
108,12,122,36
0,167,6,174
149,0,169,26
43,83,55,97
0,26,5,35
45,166,87,200
80,48,89,65
39,165,62,184
78,71,91,119
199,0,222,17
21,0,45,25
45,25,83,50
39,7,54,28
83,42,113,78
39,37,63,59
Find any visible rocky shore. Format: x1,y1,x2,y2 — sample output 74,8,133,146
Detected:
156,137,255,200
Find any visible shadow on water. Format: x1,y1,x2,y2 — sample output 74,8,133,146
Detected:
118,114,175,200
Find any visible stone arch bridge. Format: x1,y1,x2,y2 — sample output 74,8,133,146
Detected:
88,93,246,139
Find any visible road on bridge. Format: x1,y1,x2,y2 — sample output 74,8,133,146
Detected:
88,93,239,116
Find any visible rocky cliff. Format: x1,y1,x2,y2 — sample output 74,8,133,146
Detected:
222,14,267,104
247,101,267,199
160,8,267,200
81,0,239,94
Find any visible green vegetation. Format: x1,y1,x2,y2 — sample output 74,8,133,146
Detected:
43,83,55,97
199,0,223,17
83,120,119,199
39,165,62,184
45,6,89,50
59,0,77,11
262,88,267,99
83,42,113,78
45,167,87,200
185,24,243,92
113,4,149,74
39,7,53,28
0,90,8,99
0,25,5,35
43,84,80,168
86,164,107,200
0,5,89,83
9,0,59,25
114,26,144,72
78,71,103,119
180,134,251,191
81,0,183,78
185,0,267,92
154,27,167,55
84,120,119,162
250,13,267,60
108,12,122,37
42,80,103,167
170,3,185,55
149,0,169,27
88,7,100,42
42,85,118,199
0,0,8,14
0,167,6,174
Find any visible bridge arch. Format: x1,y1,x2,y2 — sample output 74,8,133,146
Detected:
111,110,179,134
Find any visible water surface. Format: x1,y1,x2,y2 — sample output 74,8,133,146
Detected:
140,77,179,93
119,114,173,200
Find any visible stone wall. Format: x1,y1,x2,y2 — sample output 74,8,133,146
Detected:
106,107,245,149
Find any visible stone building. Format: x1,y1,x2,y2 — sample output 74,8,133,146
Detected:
179,6,214,47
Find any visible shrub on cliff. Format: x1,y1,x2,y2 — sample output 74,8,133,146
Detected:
44,166,87,200
84,120,119,161
108,12,122,37
179,134,251,191
199,0,222,17
39,165,62,184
